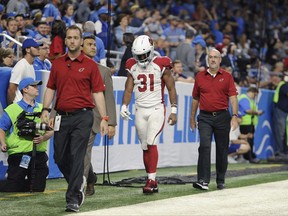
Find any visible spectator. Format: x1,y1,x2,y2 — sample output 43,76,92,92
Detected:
7,38,42,105
81,33,117,196
118,32,134,77
190,48,238,190
272,72,288,158
48,20,66,62
193,37,207,75
146,9,163,41
172,59,194,83
1,17,19,51
154,37,170,56
33,38,52,71
75,0,92,24
175,29,196,78
6,0,29,15
221,42,240,83
238,87,264,163
95,6,114,50
42,0,62,24
0,47,15,67
83,21,107,66
34,21,49,40
40,25,108,213
15,14,35,38
130,7,146,28
0,77,53,192
113,13,150,52
161,15,185,61
120,35,177,194
61,3,75,28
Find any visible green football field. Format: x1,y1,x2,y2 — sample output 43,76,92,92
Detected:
0,163,287,216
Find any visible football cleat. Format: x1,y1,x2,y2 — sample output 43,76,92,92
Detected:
143,179,158,194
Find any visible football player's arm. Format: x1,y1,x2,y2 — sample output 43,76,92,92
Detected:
163,69,177,125
163,69,177,106
122,73,134,106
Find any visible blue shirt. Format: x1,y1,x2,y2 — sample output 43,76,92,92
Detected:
0,100,40,132
238,96,250,117
42,3,61,22
33,57,52,71
62,15,75,27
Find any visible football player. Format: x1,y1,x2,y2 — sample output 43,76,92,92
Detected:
121,35,177,194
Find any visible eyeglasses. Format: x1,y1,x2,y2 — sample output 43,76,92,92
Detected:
6,55,14,59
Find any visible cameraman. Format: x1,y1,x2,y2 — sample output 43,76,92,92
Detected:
0,77,53,192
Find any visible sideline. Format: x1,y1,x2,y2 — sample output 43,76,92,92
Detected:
71,180,288,216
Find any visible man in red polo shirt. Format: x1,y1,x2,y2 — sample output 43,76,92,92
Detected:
190,48,238,191
40,25,108,212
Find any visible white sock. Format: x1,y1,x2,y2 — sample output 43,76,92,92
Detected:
148,173,156,181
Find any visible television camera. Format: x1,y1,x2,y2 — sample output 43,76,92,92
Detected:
16,111,52,138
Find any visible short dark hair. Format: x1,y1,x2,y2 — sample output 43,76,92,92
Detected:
67,25,83,38
123,33,134,45
185,29,194,39
172,59,182,67
36,21,48,27
247,87,259,93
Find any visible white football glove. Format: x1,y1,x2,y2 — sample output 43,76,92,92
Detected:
120,105,132,120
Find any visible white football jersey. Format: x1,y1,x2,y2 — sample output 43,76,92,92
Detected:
126,56,172,108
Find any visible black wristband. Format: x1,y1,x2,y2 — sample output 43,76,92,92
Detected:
232,114,238,117
42,108,51,113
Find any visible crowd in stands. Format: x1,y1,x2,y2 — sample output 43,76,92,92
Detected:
0,0,287,88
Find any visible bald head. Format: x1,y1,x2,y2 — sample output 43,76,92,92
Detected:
207,48,222,73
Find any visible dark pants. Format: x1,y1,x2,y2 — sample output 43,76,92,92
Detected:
0,152,48,192
197,110,230,184
53,110,93,205
240,125,256,160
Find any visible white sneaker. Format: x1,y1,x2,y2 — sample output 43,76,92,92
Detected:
228,155,237,164
78,176,86,206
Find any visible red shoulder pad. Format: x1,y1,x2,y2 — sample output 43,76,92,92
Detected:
153,56,173,70
125,58,137,70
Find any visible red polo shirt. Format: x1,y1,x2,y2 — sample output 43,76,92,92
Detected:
192,68,238,112
47,52,105,112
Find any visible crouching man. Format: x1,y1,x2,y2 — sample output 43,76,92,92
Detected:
0,77,53,192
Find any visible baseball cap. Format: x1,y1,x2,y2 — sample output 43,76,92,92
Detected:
193,38,206,48
83,32,96,40
19,77,42,91
22,38,43,49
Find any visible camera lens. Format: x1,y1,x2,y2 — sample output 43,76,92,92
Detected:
35,123,48,130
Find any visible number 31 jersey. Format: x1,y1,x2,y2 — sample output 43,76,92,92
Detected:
126,56,173,108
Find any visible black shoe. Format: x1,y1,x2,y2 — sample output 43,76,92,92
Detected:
193,181,209,190
65,203,79,212
85,182,95,196
217,183,225,190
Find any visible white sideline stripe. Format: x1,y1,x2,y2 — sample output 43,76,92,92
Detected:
70,180,288,216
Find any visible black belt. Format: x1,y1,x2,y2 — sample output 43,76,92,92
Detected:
57,108,92,116
200,109,228,116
